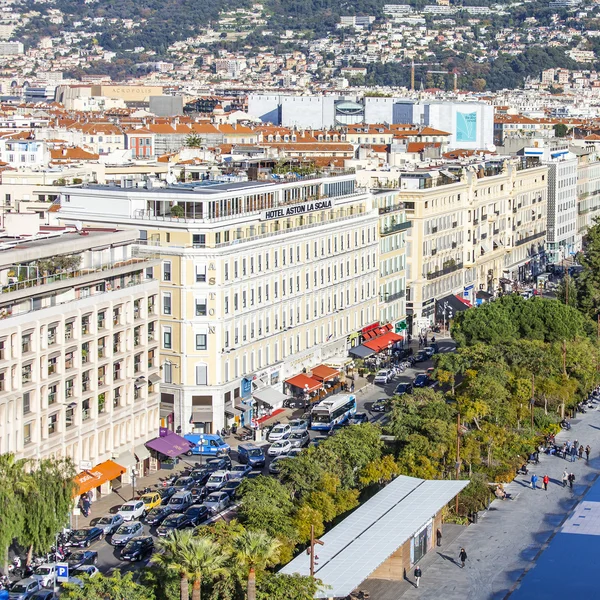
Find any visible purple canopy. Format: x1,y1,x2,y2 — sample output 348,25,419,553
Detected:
145,431,193,458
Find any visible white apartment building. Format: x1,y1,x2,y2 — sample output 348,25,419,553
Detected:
575,147,600,237
0,221,161,495
56,173,380,433
400,158,548,332
525,145,579,263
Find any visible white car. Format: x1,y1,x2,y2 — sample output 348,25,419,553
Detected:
205,471,231,492
374,369,393,384
117,500,146,522
268,439,293,456
73,565,99,579
203,491,231,515
32,564,56,587
267,423,291,442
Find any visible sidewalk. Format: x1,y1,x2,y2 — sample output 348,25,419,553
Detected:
374,409,600,600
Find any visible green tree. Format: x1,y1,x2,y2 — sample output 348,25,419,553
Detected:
185,134,203,148
255,572,322,600
575,218,600,318
554,123,569,137
60,571,153,600
232,530,281,600
0,454,27,572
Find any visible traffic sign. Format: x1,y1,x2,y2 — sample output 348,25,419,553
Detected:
56,563,69,583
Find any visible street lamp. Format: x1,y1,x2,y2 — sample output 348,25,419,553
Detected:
304,384,309,409
131,467,137,501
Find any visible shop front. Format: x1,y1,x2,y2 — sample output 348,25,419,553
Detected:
74,459,126,502
251,387,289,421
284,373,323,408
145,428,194,468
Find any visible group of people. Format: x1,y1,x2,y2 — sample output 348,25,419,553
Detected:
539,437,591,462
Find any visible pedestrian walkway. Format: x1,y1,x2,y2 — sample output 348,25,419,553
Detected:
378,409,600,600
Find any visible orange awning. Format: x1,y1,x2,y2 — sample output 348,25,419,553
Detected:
311,365,340,382
285,374,322,392
74,460,126,496
363,331,403,353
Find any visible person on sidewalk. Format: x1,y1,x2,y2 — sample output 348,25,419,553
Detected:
578,445,584,460
531,473,538,490
570,445,577,462
414,566,422,588
586,445,591,461
436,529,442,547
542,474,549,491
459,548,468,568
568,473,575,489
562,469,569,487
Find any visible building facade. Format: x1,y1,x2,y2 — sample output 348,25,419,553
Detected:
0,225,161,491
57,174,380,434
576,147,600,238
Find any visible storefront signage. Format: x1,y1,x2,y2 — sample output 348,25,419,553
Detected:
261,199,333,221
241,376,253,399
361,322,380,334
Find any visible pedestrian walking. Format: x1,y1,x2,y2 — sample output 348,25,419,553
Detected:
562,469,569,487
574,439,579,449
562,443,568,459
570,445,577,462
459,548,468,568
543,474,549,491
586,445,591,461
414,566,422,588
436,528,442,547
531,473,538,490
578,445,584,460
568,473,575,489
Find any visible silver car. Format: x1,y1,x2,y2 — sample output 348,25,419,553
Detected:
9,577,41,600
94,514,124,535
288,418,309,432
111,521,144,547
203,492,230,514
288,430,310,448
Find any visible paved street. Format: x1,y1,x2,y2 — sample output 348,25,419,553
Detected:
363,400,600,600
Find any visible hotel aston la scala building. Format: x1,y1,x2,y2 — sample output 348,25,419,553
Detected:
57,172,380,434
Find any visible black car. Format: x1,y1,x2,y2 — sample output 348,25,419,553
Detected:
184,504,210,526
190,468,212,486
120,536,154,562
190,487,208,504
395,382,413,395
158,486,177,505
371,399,390,413
414,351,428,363
156,513,194,537
350,412,369,424
172,476,195,491
413,374,429,388
68,527,104,547
66,550,98,569
221,480,242,499
144,506,172,526
206,456,232,472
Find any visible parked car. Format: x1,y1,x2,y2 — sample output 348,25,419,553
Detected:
66,550,98,569
156,513,193,537
394,382,413,395
140,492,162,511
72,566,99,579
423,346,436,358
205,471,231,492
168,491,193,512
206,456,232,472
287,448,304,458
268,440,292,456
268,455,289,474
237,444,265,468
172,477,195,492
203,492,230,515
414,351,428,363
288,419,309,432
117,500,146,522
288,430,310,448
413,374,429,388
190,468,212,485
111,521,144,547
184,504,210,526
229,464,252,479
8,578,40,600
31,565,56,588
120,537,154,562
374,369,393,384
267,423,291,442
68,527,104,548
189,487,208,504
371,399,390,413
30,591,56,600
157,486,177,505
144,506,172,526
350,412,369,424
93,514,124,535
221,480,242,499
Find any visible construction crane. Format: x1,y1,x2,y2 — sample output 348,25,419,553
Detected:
426,69,460,92
410,59,441,91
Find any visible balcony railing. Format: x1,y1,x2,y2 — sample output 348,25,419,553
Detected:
426,262,463,280
515,231,545,247
378,203,404,214
380,220,412,236
384,290,406,303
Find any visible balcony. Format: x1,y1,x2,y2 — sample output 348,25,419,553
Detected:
378,203,404,215
426,262,463,281
383,290,406,303
481,214,488,221
512,207,518,213
515,231,545,247
380,220,412,236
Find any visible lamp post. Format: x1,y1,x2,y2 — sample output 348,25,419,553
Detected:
131,467,137,501
304,384,309,409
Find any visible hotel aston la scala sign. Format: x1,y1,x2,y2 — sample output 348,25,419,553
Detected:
261,199,333,220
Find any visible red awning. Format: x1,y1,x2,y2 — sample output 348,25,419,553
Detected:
363,331,403,353
285,374,322,392
311,365,340,382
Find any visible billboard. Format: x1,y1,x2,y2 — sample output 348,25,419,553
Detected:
456,111,477,143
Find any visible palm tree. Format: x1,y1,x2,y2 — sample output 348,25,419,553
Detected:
232,530,281,600
155,530,229,600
